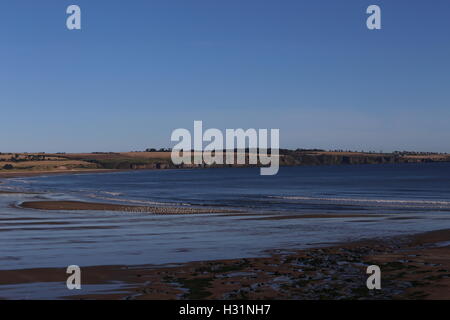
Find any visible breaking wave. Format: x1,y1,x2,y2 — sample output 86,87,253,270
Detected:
268,196,450,208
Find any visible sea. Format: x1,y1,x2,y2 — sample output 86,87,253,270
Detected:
1,163,450,272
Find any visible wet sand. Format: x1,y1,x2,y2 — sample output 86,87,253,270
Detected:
19,200,238,215
19,200,388,219
1,229,450,300
19,200,392,219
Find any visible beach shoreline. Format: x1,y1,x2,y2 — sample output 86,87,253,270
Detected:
1,228,449,300
18,200,239,215
1,166,450,300
17,200,392,219
0,168,131,180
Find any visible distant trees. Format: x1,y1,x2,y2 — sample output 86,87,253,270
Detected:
393,150,447,156
3,164,13,170
0,154,48,163
145,148,172,152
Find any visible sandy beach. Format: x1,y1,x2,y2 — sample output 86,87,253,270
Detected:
1,228,449,300
0,168,122,179
18,200,388,219
19,200,237,215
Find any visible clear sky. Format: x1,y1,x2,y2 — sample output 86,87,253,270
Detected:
1,0,449,153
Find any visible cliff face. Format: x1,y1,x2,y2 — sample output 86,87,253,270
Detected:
279,151,449,166
65,151,450,170
4,151,447,175
280,154,399,166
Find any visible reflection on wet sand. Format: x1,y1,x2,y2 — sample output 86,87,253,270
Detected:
1,229,450,300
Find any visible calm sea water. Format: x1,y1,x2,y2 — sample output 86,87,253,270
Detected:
2,163,450,271
7,163,450,212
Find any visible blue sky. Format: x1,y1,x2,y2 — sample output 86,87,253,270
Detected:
1,0,449,152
